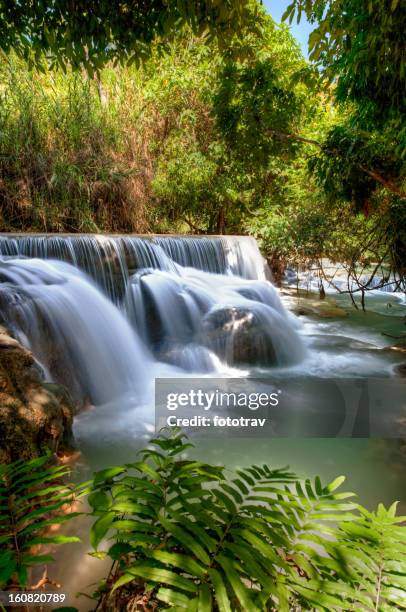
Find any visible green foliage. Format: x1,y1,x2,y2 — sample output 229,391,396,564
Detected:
283,0,406,197
87,429,406,610
278,0,406,287
335,502,406,610
1,433,406,609
213,20,308,171
0,15,314,236
283,0,406,122
0,0,259,74
0,1,403,292
308,125,402,210
0,57,128,232
0,454,82,589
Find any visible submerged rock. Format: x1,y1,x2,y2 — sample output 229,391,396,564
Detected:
385,341,406,354
0,326,76,463
282,291,347,319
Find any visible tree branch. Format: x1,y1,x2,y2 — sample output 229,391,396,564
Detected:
183,216,206,234
267,129,406,200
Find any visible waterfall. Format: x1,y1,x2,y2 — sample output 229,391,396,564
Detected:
0,258,150,404
0,234,268,298
0,234,305,406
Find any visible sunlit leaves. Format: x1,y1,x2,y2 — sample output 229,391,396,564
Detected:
2,432,405,608
284,0,406,121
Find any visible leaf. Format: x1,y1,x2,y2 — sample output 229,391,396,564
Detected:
217,555,259,612
156,588,191,609
112,501,155,517
94,466,126,485
21,554,54,565
207,568,231,612
111,572,135,592
159,517,210,565
133,462,161,480
24,535,80,547
107,542,133,560
281,2,295,23
148,550,206,577
127,565,198,593
198,583,212,611
90,512,115,549
88,490,111,511
324,475,346,493
0,559,17,586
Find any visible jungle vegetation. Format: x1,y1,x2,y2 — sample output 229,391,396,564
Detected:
0,0,404,292
1,430,406,611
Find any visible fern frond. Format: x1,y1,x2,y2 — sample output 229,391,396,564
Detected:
0,454,82,589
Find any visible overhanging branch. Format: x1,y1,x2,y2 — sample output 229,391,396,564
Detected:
267,129,406,200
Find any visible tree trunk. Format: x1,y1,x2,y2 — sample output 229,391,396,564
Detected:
216,207,225,234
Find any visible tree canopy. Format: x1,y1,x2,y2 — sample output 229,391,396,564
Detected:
0,0,258,72
284,0,406,123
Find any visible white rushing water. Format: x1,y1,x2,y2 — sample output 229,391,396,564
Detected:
0,258,150,404
1,235,404,610
0,235,303,409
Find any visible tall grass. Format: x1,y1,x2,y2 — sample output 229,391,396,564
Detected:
0,54,179,233
0,35,219,234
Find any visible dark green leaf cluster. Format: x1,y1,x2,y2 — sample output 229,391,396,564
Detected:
308,125,402,210
87,429,406,610
214,59,301,170
0,0,259,74
0,455,83,589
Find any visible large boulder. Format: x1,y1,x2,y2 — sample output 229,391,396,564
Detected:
0,326,76,463
201,306,278,366
201,303,305,367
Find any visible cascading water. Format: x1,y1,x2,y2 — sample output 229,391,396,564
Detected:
0,234,305,410
0,234,269,297
125,267,303,369
0,258,150,405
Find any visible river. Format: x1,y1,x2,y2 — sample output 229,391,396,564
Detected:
0,234,405,608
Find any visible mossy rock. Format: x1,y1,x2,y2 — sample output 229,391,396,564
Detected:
0,326,76,463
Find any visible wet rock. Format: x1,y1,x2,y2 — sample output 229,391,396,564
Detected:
201,306,278,366
0,326,76,463
385,341,406,354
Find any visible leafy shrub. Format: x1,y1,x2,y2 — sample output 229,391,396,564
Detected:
0,454,83,589
87,429,406,611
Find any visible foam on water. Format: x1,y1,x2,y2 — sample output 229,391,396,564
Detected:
0,233,402,432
